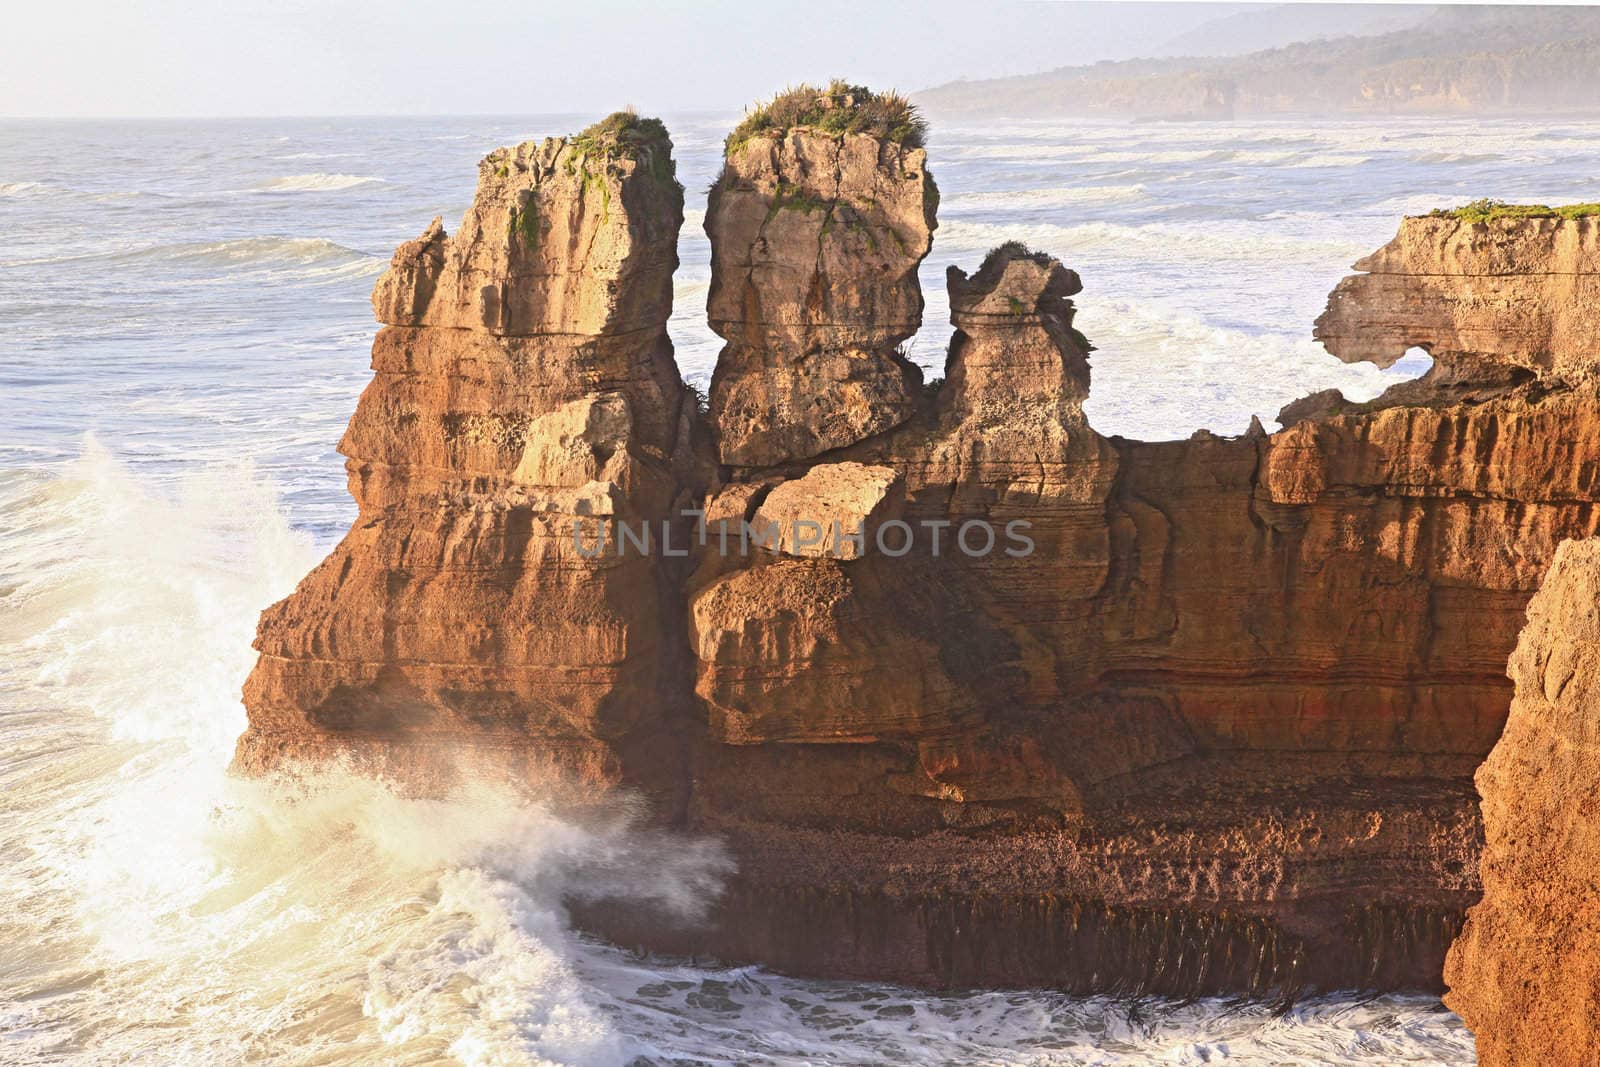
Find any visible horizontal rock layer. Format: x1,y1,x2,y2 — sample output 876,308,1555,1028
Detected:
705,129,936,466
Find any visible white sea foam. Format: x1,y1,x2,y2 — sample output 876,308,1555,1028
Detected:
0,445,728,1066
933,217,1368,264
946,184,1148,212
1078,298,1428,439
1288,153,1373,168
1,179,60,197
946,143,1106,161
257,173,387,192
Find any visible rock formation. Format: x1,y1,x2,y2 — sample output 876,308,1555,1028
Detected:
1443,538,1600,1066
235,112,707,794
704,84,936,467
1316,212,1600,384
238,97,1600,999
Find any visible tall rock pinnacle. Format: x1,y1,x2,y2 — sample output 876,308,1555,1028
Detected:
236,113,704,792
704,82,938,466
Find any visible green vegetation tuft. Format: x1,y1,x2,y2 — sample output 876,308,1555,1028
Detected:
768,180,829,218
970,240,1054,288
1426,198,1600,222
509,203,540,250
571,110,670,157
566,109,677,184
725,80,928,156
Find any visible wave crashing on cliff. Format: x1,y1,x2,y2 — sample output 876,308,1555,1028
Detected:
0,444,727,1065
0,443,1475,1064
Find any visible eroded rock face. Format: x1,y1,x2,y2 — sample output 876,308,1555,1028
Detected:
704,129,937,466
236,116,705,793
1444,538,1600,1067
1314,214,1600,384
372,134,681,338
749,462,901,560
240,112,1600,1000
665,228,1600,995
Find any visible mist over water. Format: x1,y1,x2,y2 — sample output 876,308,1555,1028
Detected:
7,110,1589,1064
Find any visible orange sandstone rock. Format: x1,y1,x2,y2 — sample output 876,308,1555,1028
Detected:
1444,538,1600,1067
1315,214,1600,384
238,111,1600,998
235,114,707,796
704,128,936,466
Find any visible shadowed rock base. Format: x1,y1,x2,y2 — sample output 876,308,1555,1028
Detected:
577,891,1464,998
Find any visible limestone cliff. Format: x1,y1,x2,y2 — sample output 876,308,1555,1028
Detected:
235,113,706,793
1443,539,1600,1066
649,218,1600,994
704,84,937,467
237,100,1600,998
1316,213,1600,385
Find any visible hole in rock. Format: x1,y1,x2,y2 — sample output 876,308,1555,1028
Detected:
1390,346,1436,379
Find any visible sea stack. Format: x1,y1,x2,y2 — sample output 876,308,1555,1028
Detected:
235,113,706,794
704,81,937,466
236,94,1600,1000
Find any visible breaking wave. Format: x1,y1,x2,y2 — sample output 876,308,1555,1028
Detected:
256,173,387,192
946,184,1149,212
0,443,729,1065
131,235,376,268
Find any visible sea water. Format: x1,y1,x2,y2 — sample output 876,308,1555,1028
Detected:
9,110,1591,1064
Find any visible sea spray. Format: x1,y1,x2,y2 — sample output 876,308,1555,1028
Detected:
0,445,729,1066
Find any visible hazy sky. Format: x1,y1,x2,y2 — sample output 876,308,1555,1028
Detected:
4,0,1253,117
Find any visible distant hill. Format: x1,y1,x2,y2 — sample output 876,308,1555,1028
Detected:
916,5,1600,120
1150,3,1434,59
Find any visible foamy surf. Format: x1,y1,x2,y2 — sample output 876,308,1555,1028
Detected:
0,441,1475,1067
0,445,727,1067
257,173,387,192
945,185,1149,213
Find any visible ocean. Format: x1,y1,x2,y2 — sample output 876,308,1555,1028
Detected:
7,110,1594,1065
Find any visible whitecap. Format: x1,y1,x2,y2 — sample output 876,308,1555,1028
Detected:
945,184,1148,212
1288,154,1373,168
256,173,387,193
0,180,61,198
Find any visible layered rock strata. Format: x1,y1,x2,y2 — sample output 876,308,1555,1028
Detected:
235,115,706,795
1316,213,1600,385
704,125,936,466
1443,538,1600,1066
661,224,1600,993
239,108,1600,997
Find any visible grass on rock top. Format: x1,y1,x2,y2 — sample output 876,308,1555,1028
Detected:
725,80,927,156
567,109,676,185
1427,198,1600,222
570,110,670,159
